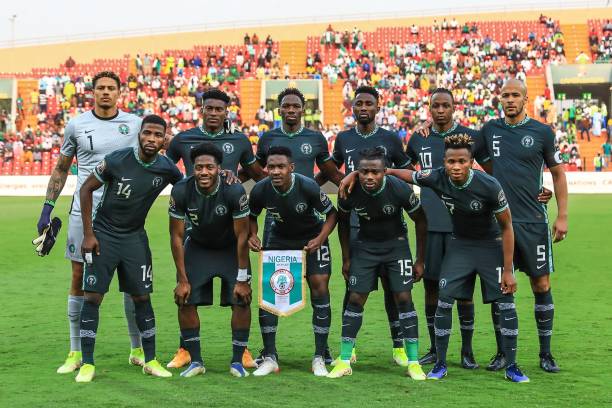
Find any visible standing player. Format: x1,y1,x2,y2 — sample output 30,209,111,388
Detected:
365,134,529,382
248,146,338,377
478,79,568,372
406,88,484,368
165,88,264,369
248,87,343,365
36,71,145,374
323,86,414,366
169,143,253,378
76,115,183,382
327,147,427,380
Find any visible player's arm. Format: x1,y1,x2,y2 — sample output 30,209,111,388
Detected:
233,216,252,304
37,153,73,234
247,187,263,251
337,203,351,282
407,206,427,282
385,168,417,184
549,164,568,242
305,208,338,254
317,160,344,186
495,207,517,294
169,216,190,306
79,173,104,260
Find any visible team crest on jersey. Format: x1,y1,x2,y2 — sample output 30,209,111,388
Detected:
270,269,294,295
521,135,534,148
152,176,163,188
86,275,97,286
222,143,234,154
215,204,228,216
295,202,308,213
118,124,130,135
470,200,483,211
300,143,313,155
439,278,447,289
382,204,395,215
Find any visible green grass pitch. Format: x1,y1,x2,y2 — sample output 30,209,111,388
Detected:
0,195,610,407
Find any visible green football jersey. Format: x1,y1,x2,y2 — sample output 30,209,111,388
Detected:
93,147,183,234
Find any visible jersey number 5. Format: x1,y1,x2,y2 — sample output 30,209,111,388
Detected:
493,140,500,157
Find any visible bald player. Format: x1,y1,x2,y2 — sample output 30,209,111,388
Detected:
477,79,568,373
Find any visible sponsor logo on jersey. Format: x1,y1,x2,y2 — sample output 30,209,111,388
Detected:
320,191,330,205
118,124,130,135
152,176,163,188
300,143,313,155
382,204,395,215
96,160,106,175
409,193,419,208
498,190,507,207
222,142,234,154
169,196,176,211
86,275,97,286
295,202,308,213
215,204,228,216
521,135,534,148
470,200,483,211
270,269,294,295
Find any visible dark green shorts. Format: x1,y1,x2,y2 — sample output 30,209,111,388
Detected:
513,222,554,277
349,239,414,294
439,236,505,303
424,231,452,281
184,237,247,307
265,234,331,276
83,229,152,295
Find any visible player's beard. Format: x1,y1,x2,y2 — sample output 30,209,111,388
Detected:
356,113,374,126
504,101,524,118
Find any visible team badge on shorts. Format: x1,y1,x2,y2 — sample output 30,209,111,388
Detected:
349,276,357,285
521,135,534,148
152,176,163,187
86,275,97,286
439,278,447,288
215,205,228,216
222,143,234,154
118,124,130,135
300,143,313,155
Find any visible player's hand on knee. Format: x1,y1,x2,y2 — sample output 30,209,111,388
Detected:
501,269,517,294
341,259,351,282
174,281,191,306
338,171,358,199
234,282,252,304
304,237,323,254
248,234,262,252
37,202,54,234
537,187,553,204
220,169,240,185
552,216,568,243
413,260,424,282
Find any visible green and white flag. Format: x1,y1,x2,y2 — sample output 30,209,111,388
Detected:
259,249,306,317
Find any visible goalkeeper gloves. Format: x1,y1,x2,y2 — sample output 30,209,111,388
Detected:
32,217,62,256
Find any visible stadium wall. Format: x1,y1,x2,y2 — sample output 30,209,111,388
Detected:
1,173,611,196
0,7,609,73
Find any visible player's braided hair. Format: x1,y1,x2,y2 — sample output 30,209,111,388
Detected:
354,85,379,101
358,146,388,167
202,88,230,105
444,133,474,157
277,87,305,106
430,87,454,103
92,71,120,89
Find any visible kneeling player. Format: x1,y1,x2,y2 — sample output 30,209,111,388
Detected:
328,147,427,380
169,142,253,378
378,134,529,382
248,146,338,377
76,115,183,382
